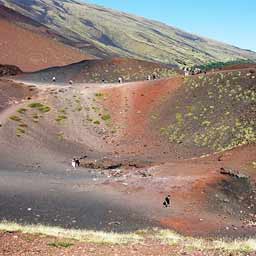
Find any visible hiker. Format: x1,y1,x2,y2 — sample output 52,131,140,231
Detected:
75,158,80,167
71,158,77,169
52,76,56,82
184,70,190,76
118,77,123,83
163,195,171,208
69,80,73,85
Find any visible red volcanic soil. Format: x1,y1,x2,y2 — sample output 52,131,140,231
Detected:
100,76,199,161
1,231,241,256
93,74,256,237
102,143,256,237
16,57,179,84
0,79,37,112
220,63,256,71
0,6,92,72
102,77,183,137
0,70,255,240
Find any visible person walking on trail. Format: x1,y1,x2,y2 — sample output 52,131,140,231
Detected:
52,76,56,82
72,158,77,169
75,158,80,167
72,158,80,169
118,77,123,84
163,195,171,208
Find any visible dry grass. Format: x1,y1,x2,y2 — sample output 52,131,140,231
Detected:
0,222,256,252
0,222,142,245
156,229,256,253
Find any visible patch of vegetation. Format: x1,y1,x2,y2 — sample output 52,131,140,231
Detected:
159,71,256,152
87,117,93,122
55,115,67,122
48,241,74,248
95,92,104,98
0,221,256,252
75,105,83,112
16,127,25,137
92,106,100,113
56,132,64,140
59,109,67,114
9,115,22,122
32,113,39,123
93,120,100,125
28,103,51,113
111,129,117,134
19,123,28,128
17,108,27,114
156,229,256,253
195,59,255,72
0,221,142,244
101,114,111,121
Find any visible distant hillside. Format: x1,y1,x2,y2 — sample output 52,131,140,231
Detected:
17,58,179,84
156,68,256,152
0,0,256,66
0,5,93,71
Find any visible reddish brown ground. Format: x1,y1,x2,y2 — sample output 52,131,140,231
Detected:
1,231,256,256
100,77,186,160
0,79,37,112
102,77,183,137
0,8,92,71
101,144,256,237
17,57,179,85
221,63,256,71
0,66,255,255
97,71,256,237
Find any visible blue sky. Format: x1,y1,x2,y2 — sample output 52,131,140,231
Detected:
85,0,256,52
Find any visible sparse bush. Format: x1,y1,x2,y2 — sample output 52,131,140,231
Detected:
101,114,111,121
17,108,27,114
56,115,67,122
16,127,25,137
28,103,51,113
9,115,22,122
93,120,100,125
48,241,73,248
76,106,82,112
19,123,28,128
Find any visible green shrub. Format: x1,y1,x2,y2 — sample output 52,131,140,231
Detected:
19,123,28,128
17,108,27,114
16,127,25,137
101,114,111,121
48,241,73,248
9,115,22,122
93,120,100,125
28,103,51,113
56,115,67,122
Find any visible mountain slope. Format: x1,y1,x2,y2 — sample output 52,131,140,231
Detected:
17,58,179,84
0,5,93,71
0,0,256,66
